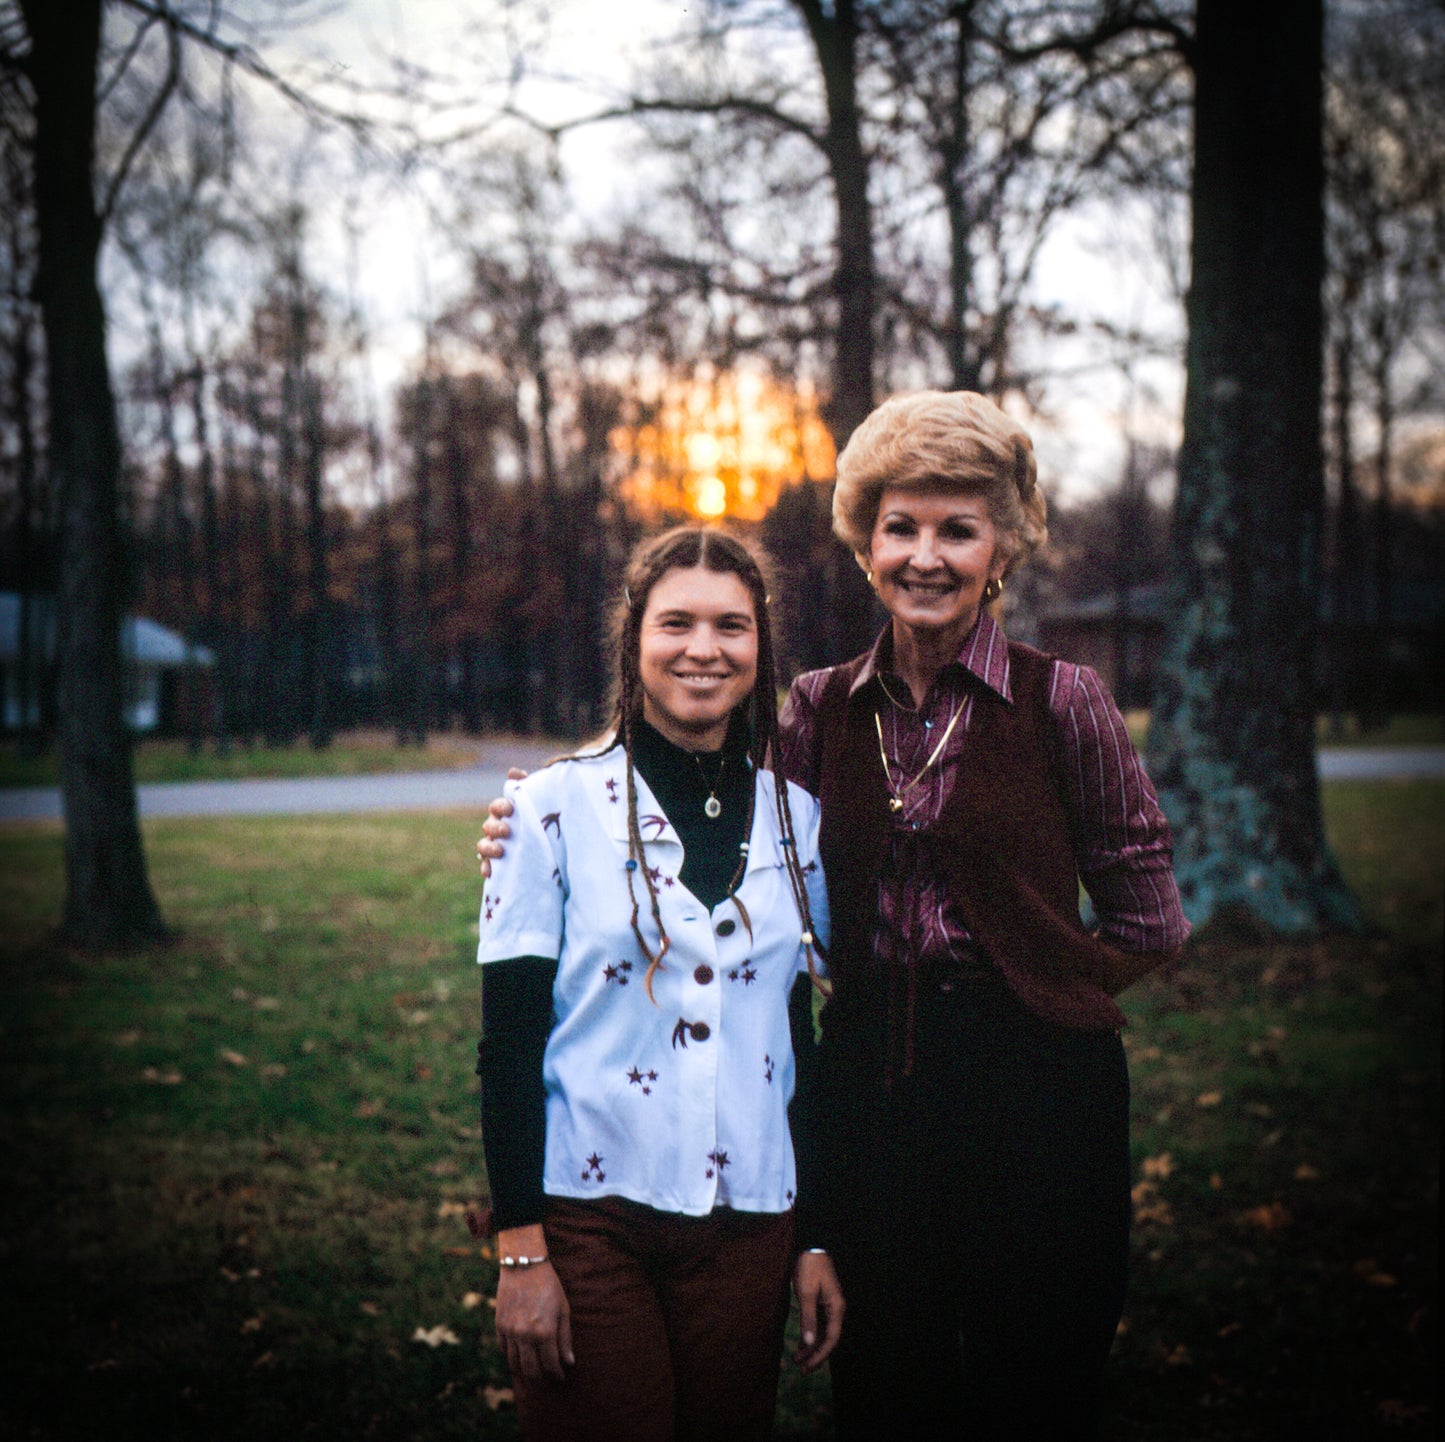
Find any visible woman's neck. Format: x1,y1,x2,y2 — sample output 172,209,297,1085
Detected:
890,610,978,705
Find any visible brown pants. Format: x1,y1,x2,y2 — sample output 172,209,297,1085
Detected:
512,1196,795,1442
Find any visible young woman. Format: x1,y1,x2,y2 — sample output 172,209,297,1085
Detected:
475,527,842,1442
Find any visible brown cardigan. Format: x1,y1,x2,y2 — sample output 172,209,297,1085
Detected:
815,639,1165,1032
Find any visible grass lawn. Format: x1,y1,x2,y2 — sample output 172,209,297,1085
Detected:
0,783,1439,1440
0,730,498,788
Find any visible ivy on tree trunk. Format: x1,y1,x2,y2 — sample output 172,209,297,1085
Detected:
21,0,170,948
1147,0,1359,934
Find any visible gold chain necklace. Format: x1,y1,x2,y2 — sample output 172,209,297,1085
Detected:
873,700,965,813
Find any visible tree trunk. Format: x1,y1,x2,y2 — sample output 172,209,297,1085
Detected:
795,0,875,448
21,0,169,947
1146,0,1359,933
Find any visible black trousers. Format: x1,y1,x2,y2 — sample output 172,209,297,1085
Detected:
822,974,1131,1441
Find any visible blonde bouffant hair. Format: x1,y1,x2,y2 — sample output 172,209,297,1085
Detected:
831,390,1048,577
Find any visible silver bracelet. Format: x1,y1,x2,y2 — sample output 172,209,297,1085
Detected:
498,1254,550,1269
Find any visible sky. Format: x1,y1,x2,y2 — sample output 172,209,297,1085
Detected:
141,0,1188,507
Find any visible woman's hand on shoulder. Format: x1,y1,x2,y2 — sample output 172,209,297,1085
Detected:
792,1249,845,1373
476,771,525,878
494,1224,573,1382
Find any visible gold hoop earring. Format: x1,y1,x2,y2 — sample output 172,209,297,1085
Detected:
866,570,874,584
983,577,1003,604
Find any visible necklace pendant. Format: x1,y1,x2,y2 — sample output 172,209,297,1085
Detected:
704,796,722,819
888,797,904,813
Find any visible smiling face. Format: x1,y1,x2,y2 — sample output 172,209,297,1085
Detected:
866,486,1007,645
637,565,759,751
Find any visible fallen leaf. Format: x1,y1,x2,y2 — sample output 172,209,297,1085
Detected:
142,1067,183,1085
113,1030,141,1046
1376,1400,1429,1425
260,1064,287,1079
1216,1321,1243,1339
240,1316,264,1334
1240,1202,1291,1232
461,1292,483,1310
1195,1090,1223,1108
1165,1343,1192,1367
483,1386,515,1411
1210,1174,1223,1190
254,996,280,1010
436,1200,468,1219
1134,1045,1162,1061
354,1099,383,1118
219,1049,249,1067
1141,1152,1174,1180
411,1325,461,1348
1293,1163,1320,1181
1354,1259,1398,1287
359,1301,381,1317
252,1351,276,1369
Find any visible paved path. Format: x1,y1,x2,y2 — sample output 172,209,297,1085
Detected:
2,746,1441,825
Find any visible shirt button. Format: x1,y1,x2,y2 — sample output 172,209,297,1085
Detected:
694,965,714,985
716,919,736,937
690,1021,711,1042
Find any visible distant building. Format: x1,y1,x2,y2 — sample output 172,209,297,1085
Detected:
0,592,215,734
1038,579,1445,713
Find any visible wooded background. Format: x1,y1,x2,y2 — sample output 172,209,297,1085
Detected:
1,0,1441,947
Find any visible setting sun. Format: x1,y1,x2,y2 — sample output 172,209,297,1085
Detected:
611,365,836,523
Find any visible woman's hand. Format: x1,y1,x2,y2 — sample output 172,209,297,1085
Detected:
494,1225,573,1382
792,1250,845,1373
476,776,524,878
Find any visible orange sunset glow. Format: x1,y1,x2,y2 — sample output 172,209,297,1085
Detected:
611,368,836,523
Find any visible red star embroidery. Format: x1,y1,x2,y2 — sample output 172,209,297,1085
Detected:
627,1067,644,1085
582,1152,604,1181
647,865,663,886
705,1149,730,1179
764,1054,774,1084
742,966,757,985
605,779,619,803
604,963,628,985
484,896,499,921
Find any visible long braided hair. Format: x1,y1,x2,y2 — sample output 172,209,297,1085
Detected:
608,527,823,1003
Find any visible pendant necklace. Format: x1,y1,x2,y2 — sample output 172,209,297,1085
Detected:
693,750,726,818
874,700,964,813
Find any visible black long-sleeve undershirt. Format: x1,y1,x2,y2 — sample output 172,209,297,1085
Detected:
477,718,826,1241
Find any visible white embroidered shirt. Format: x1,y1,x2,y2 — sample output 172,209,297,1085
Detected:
476,744,830,1217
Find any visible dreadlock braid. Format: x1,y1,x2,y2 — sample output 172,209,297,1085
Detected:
609,525,825,1004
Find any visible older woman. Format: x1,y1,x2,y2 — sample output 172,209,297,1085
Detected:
482,392,1187,1438
782,390,1187,1439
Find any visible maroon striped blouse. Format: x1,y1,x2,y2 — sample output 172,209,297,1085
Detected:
776,613,1189,978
